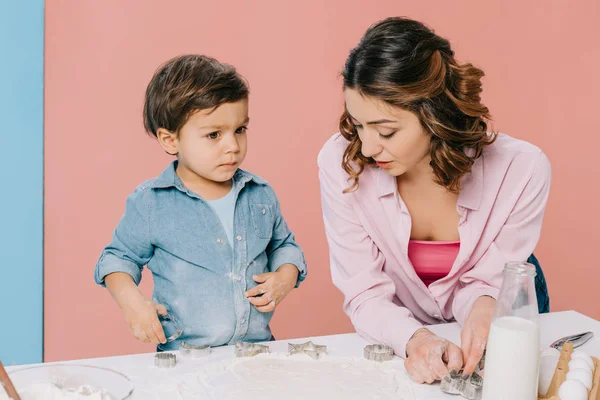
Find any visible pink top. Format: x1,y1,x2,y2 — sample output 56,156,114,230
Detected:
408,241,460,287
318,133,551,357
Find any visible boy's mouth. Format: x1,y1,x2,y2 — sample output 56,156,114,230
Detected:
219,161,238,168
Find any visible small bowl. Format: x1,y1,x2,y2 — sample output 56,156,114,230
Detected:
8,364,133,399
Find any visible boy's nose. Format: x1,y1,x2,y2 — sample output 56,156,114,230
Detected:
224,136,240,153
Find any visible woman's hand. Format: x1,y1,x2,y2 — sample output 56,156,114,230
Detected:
460,295,496,376
405,328,463,383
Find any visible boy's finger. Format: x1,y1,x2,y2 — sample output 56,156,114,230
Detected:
248,293,273,306
154,303,168,316
245,284,267,298
255,300,276,313
152,318,167,344
253,273,273,283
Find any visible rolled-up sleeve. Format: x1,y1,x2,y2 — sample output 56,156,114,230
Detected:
452,151,552,325
318,139,422,357
266,190,307,286
94,188,154,286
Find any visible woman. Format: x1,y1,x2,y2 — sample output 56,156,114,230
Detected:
318,17,551,384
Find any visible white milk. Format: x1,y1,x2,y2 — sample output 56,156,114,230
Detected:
482,316,540,400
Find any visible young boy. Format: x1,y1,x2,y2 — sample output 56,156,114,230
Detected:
94,55,307,351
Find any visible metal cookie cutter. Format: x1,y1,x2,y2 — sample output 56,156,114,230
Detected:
234,342,270,357
154,353,177,368
364,344,394,362
288,341,327,360
158,312,183,342
179,342,211,358
440,351,484,400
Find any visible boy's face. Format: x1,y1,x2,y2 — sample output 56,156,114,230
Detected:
158,99,249,189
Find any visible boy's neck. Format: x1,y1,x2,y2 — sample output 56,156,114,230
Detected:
176,164,233,200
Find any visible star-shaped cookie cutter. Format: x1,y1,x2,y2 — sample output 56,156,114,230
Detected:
288,341,327,360
364,344,394,362
234,342,270,357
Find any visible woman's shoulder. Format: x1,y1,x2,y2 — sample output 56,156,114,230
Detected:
485,133,545,156
482,132,551,183
317,133,349,169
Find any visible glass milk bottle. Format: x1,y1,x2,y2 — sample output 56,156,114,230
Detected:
482,261,540,400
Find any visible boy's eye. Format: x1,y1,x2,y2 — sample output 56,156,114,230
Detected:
207,132,220,139
235,126,248,134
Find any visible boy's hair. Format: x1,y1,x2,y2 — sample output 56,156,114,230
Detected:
143,54,249,137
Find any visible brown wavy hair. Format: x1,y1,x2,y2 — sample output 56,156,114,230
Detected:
340,17,496,193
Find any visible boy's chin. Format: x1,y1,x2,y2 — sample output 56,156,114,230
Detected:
210,169,238,183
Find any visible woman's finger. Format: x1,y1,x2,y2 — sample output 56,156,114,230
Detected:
445,342,464,374
463,336,486,376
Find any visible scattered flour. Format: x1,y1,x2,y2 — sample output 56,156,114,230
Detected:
0,382,117,400
134,353,418,400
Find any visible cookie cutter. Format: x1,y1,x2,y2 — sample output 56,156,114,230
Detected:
158,312,183,342
288,341,327,360
154,353,177,368
179,342,211,358
234,342,270,357
364,344,394,362
440,351,484,400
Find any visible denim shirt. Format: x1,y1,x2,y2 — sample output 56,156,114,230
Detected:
94,162,307,350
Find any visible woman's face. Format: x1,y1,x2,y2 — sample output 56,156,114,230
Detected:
344,88,431,177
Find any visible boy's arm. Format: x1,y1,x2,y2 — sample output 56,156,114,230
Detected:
94,188,154,287
94,188,166,345
265,193,307,287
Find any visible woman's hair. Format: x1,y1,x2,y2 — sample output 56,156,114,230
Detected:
340,17,496,192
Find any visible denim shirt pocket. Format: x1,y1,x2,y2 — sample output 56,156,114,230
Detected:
249,204,275,239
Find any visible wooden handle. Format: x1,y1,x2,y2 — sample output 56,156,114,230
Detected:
0,361,20,400
590,357,600,400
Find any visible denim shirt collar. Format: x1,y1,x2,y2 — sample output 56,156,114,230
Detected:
148,161,267,197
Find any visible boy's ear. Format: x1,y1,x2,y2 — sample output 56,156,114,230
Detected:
156,128,178,155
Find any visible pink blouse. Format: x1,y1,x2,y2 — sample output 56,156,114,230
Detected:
318,132,551,357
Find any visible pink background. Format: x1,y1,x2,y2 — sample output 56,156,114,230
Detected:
45,0,600,361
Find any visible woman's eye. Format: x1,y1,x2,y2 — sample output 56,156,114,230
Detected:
379,131,397,139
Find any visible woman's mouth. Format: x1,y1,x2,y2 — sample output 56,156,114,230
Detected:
376,161,393,169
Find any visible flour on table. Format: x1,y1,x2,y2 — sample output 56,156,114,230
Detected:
0,382,117,400
136,353,418,400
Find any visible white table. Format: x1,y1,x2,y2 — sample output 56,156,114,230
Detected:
6,311,600,399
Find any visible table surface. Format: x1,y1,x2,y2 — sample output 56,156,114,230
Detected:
6,310,600,399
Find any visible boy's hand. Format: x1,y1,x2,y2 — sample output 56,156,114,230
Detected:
104,272,168,345
244,264,299,312
122,296,168,345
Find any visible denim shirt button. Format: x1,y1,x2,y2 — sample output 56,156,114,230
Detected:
236,235,242,241
217,238,223,243
261,209,266,215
